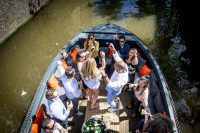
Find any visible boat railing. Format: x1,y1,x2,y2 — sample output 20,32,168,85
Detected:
19,33,82,133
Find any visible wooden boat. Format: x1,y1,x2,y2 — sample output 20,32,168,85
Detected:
20,23,181,133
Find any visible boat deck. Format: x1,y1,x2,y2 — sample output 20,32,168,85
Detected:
65,82,138,133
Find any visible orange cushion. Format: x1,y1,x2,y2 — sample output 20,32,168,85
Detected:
48,74,59,90
62,61,68,70
70,47,79,64
138,64,152,77
108,50,113,58
32,106,45,133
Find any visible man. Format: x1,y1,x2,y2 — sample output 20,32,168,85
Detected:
100,43,128,112
46,89,73,128
61,66,84,116
41,118,68,133
113,35,130,61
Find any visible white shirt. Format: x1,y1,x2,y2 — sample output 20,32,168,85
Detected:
61,75,82,99
54,61,65,79
83,70,102,90
107,52,128,92
48,98,69,121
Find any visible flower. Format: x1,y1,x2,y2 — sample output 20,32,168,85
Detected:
82,117,106,133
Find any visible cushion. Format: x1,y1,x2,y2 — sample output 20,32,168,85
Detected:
138,64,152,77
31,106,45,133
48,74,59,90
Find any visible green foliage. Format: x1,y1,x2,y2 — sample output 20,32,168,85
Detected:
82,117,107,133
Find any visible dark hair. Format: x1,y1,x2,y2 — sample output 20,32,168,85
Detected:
87,33,95,39
148,113,174,133
119,35,126,41
41,118,51,129
46,89,56,100
65,66,75,79
76,51,85,59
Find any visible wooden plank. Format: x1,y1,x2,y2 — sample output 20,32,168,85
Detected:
84,96,120,132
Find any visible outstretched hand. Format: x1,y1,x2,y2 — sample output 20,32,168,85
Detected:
109,43,116,52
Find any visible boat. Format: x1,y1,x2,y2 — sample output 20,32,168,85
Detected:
20,23,181,133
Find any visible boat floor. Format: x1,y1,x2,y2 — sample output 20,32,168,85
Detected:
67,82,140,133
42,80,139,133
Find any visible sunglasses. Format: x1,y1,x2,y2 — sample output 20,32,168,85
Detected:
89,37,94,40
119,40,125,43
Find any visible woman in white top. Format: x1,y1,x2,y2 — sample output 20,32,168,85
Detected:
128,76,149,118
81,52,106,109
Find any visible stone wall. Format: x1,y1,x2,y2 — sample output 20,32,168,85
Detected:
0,0,50,44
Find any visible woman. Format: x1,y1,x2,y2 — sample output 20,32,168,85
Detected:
84,33,99,62
81,52,105,109
134,112,174,133
127,76,149,118
125,48,138,83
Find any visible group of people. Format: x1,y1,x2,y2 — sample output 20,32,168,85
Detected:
40,33,174,133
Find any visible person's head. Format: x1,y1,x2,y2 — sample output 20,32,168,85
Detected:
128,48,138,58
41,118,56,132
46,89,59,100
77,51,87,62
81,58,98,79
138,76,149,89
86,33,95,47
147,113,174,133
114,61,127,73
119,35,126,48
65,66,75,79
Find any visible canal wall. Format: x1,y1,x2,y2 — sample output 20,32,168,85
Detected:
0,0,50,45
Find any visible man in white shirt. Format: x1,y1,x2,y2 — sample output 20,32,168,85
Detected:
41,118,68,133
100,43,128,112
61,66,84,116
46,89,73,128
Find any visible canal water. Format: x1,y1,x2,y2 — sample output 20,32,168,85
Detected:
0,0,198,132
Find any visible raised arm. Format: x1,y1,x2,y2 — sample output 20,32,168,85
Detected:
99,51,106,69
109,43,123,62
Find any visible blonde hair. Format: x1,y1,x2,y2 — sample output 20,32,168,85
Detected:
114,61,127,73
81,58,99,79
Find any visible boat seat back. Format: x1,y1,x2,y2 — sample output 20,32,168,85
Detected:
31,105,45,133
47,74,59,90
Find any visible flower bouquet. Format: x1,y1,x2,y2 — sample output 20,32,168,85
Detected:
82,117,107,133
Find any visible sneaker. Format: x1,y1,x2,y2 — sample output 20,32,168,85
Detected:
108,107,119,112
73,111,84,116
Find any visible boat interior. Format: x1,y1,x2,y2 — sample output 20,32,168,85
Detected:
37,38,169,133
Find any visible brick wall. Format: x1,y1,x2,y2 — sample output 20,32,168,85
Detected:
0,0,50,44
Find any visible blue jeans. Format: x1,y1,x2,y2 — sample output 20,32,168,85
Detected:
71,98,79,114
106,87,121,109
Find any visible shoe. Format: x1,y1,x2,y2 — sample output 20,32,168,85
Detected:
73,111,84,116
108,107,119,112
